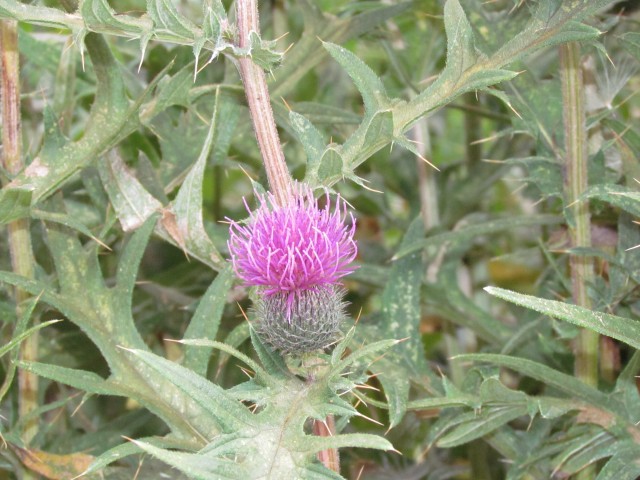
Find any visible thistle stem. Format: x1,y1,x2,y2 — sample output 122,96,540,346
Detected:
560,42,597,389
236,0,293,206
1,18,40,461
312,415,340,473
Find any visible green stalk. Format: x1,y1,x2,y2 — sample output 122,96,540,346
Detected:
560,41,597,479
1,18,40,474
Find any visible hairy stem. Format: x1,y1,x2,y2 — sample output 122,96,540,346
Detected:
1,18,39,464
236,0,292,205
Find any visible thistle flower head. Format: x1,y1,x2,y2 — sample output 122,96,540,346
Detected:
228,184,357,298
227,183,357,353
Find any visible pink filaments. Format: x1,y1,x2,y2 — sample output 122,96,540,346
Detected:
227,185,357,303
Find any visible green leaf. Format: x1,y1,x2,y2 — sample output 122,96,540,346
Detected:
393,214,563,260
376,217,428,427
442,0,478,80
0,320,60,360
169,99,224,267
436,405,528,448
99,150,163,231
132,439,245,480
80,0,150,36
485,287,640,350
290,111,325,182
364,110,394,145
0,187,31,224
126,348,254,432
18,361,114,395
147,0,197,42
463,69,519,92
528,21,601,52
304,433,394,455
182,268,233,376
179,338,267,384
458,353,612,412
82,436,197,475
323,42,388,113
581,184,640,218
317,148,343,183
597,444,640,480
249,327,290,380
114,215,158,318
620,32,640,61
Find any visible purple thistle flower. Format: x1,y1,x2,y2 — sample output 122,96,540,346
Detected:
227,184,358,301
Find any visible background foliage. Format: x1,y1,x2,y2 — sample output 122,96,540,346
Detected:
1,0,640,478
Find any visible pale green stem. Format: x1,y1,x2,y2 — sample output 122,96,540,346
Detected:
560,42,598,480
560,42,598,387
236,0,293,206
1,18,39,476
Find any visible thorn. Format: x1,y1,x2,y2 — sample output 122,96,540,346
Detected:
413,150,440,171
238,365,255,378
355,465,365,480
355,383,380,392
481,158,506,163
237,302,250,323
625,244,640,251
281,97,292,111
356,411,383,426
238,165,257,182
358,181,384,194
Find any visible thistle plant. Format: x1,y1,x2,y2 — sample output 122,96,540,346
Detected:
1,0,640,478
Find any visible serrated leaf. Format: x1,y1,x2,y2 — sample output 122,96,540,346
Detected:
323,42,388,113
182,268,233,376
442,0,478,80
147,0,197,41
180,338,267,384
82,436,195,475
127,349,254,432
531,20,601,51
132,440,245,480
169,99,224,266
80,0,150,36
485,287,640,351
248,31,282,70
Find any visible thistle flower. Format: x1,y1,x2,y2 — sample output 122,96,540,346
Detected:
227,184,357,353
